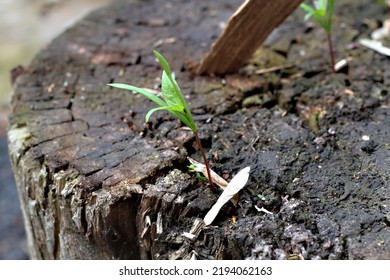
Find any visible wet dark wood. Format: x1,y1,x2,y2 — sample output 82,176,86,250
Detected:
7,0,268,259
8,0,390,261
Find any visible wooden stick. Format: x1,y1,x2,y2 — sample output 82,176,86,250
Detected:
197,0,304,75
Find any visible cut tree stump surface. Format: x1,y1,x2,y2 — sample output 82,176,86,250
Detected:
8,0,250,259
8,0,390,260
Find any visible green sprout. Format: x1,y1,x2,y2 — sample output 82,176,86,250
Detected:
300,0,336,73
108,50,214,190
188,164,208,182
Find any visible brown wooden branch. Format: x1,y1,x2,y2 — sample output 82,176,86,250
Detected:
197,0,304,75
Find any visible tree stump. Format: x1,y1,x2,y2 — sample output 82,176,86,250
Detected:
7,0,268,259
9,0,390,260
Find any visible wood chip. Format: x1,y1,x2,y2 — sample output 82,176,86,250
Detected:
203,166,250,226
187,157,240,206
359,38,390,56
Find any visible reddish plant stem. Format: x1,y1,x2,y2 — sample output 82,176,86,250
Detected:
193,131,214,191
327,32,336,73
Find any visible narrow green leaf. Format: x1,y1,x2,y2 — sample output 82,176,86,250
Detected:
153,50,172,76
153,105,193,127
108,83,167,107
145,105,190,126
145,107,162,123
327,0,334,31
168,110,193,129
300,3,316,20
328,0,334,17
145,106,182,123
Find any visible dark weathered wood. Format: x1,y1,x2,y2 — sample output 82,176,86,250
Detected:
7,0,265,259
197,0,304,75
8,0,390,261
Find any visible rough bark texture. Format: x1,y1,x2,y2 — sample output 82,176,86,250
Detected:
7,0,255,259
197,0,304,75
8,0,390,260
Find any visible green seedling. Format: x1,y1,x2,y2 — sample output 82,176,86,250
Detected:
108,50,214,190
300,0,336,73
188,164,208,182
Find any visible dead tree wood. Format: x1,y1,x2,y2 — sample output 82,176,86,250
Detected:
7,0,296,259
197,0,304,75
